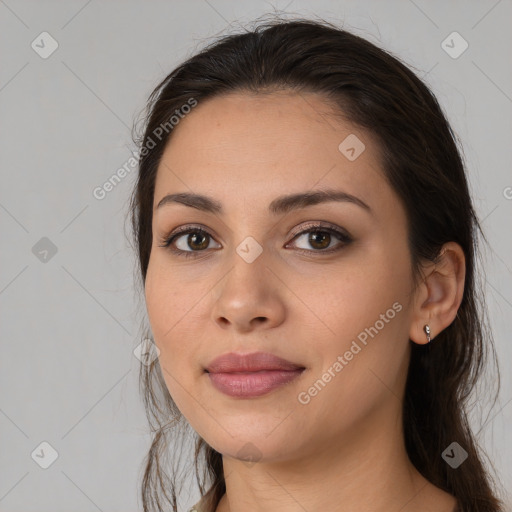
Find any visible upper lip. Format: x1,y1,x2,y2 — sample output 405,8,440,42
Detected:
205,351,305,373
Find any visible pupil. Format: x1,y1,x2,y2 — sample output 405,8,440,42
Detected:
310,231,330,249
190,232,208,250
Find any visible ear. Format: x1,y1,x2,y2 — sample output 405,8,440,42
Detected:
409,242,466,345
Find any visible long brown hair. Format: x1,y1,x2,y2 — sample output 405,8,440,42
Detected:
127,16,504,512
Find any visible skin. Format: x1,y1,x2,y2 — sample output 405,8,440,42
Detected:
144,90,465,512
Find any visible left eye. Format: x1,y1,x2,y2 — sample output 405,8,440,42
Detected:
290,227,351,253
158,223,353,258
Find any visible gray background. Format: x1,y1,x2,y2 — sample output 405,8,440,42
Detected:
1,1,511,511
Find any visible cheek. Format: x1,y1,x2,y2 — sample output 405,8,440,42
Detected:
144,263,200,414
145,261,188,357
297,286,410,438
144,257,210,379
307,244,412,391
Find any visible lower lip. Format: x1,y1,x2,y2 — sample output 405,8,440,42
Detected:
206,369,305,398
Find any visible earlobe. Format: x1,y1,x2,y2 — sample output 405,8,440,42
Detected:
409,242,466,345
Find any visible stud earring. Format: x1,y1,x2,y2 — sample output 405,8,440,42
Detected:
423,324,431,344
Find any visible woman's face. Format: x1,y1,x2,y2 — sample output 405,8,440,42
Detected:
145,91,417,462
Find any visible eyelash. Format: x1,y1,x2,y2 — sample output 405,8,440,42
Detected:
157,222,353,259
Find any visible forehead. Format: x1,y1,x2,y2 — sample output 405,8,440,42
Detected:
153,91,394,215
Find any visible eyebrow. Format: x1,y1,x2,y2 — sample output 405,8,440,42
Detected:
155,188,371,216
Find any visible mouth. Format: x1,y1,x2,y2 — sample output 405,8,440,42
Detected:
205,368,305,398
204,351,305,373
204,351,306,398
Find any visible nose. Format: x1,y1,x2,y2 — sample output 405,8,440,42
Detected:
209,251,286,333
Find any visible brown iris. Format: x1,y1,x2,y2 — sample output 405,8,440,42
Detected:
308,230,331,250
187,231,209,251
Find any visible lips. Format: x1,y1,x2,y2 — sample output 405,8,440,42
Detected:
204,351,306,398
204,351,305,374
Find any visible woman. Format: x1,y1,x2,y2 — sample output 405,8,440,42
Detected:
129,17,504,512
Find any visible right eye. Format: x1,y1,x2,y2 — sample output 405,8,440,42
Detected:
158,226,221,258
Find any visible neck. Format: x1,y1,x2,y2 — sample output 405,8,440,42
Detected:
214,400,456,512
